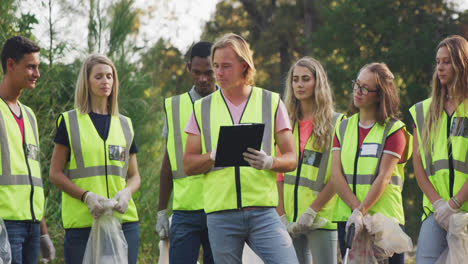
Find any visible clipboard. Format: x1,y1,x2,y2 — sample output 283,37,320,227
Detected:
214,123,265,167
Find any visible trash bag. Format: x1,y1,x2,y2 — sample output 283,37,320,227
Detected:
242,243,264,264
435,212,468,264
347,213,413,264
83,200,128,264
0,217,11,264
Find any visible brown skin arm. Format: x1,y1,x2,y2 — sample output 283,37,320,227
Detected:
158,148,173,211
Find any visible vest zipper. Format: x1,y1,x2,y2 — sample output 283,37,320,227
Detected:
22,133,37,222
448,115,454,197
235,166,242,209
104,140,110,198
293,124,302,222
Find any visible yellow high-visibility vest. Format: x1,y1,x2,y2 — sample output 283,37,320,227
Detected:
0,100,44,221
61,109,138,228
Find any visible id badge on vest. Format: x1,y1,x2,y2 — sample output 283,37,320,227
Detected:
25,143,39,161
451,117,468,138
109,145,126,161
360,143,380,157
302,150,322,167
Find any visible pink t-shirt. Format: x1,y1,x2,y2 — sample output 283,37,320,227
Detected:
184,90,292,135
13,112,25,143
277,118,313,181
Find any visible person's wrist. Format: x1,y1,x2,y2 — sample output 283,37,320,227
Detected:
448,198,459,210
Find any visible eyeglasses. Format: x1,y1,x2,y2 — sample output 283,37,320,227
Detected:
352,80,377,95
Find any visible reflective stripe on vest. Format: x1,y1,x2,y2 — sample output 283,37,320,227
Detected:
64,110,132,179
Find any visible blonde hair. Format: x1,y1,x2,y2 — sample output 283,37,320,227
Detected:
421,35,468,152
350,62,400,125
74,54,120,116
211,33,256,86
283,57,334,150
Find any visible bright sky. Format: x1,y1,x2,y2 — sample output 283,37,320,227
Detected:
19,0,219,63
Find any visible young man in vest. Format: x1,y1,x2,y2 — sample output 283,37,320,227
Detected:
0,36,55,263
183,33,299,264
156,41,216,264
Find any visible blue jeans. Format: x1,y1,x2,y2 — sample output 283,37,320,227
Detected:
337,222,404,264
207,208,298,264
170,210,213,264
415,214,447,263
64,222,139,264
4,221,40,264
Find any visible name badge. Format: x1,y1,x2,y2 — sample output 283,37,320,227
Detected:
109,145,126,161
26,144,39,161
360,143,379,157
302,150,322,167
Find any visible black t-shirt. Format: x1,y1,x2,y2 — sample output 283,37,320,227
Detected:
54,112,139,158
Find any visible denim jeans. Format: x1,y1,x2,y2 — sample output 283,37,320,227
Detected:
207,208,298,264
337,222,404,264
64,222,139,264
415,214,447,263
169,210,213,264
4,221,40,264
293,229,338,264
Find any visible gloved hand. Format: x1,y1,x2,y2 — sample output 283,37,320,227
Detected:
210,147,217,161
84,192,108,219
346,208,364,234
156,209,170,240
433,199,458,231
112,187,132,214
280,214,289,228
243,148,273,170
39,234,55,263
295,208,317,231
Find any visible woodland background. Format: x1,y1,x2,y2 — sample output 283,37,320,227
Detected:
1,0,468,262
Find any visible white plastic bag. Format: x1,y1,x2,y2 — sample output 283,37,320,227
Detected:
242,243,264,264
435,212,468,264
0,217,12,264
347,213,413,264
82,200,128,264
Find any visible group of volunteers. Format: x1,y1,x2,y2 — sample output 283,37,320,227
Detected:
0,31,467,264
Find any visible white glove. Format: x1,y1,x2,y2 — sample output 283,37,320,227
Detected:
156,209,170,240
346,209,364,235
280,214,289,228
84,192,108,219
243,148,273,170
210,147,217,161
433,199,458,231
295,208,317,231
39,234,55,263
112,187,132,214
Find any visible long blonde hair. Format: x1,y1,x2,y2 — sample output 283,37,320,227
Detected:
421,35,468,152
75,54,120,116
283,57,334,150
211,33,256,86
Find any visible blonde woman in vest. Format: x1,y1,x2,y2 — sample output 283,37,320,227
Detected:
49,54,141,264
410,35,468,263
276,57,343,264
183,33,299,264
331,63,411,264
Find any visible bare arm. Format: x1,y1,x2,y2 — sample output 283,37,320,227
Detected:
125,153,141,194
276,180,285,215
158,149,173,211
40,217,48,235
310,180,336,212
49,143,87,200
331,150,360,210
272,129,297,172
413,131,441,204
358,153,399,214
183,133,214,175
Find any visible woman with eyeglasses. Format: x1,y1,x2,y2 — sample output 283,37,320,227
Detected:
410,35,468,263
276,57,344,264
331,63,412,264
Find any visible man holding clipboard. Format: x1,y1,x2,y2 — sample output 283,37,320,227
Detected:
183,33,299,264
